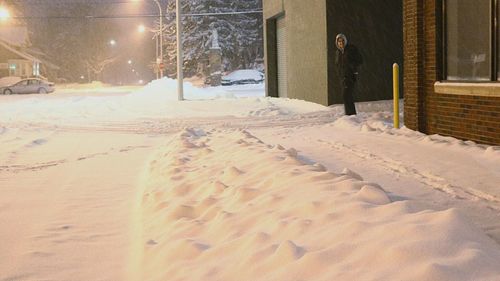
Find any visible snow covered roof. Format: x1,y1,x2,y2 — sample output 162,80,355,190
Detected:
0,40,40,63
23,48,60,70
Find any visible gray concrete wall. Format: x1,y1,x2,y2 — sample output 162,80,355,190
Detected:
263,0,284,99
263,0,328,106
263,0,284,18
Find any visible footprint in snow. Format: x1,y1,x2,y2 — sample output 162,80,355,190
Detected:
147,239,158,246
27,138,48,147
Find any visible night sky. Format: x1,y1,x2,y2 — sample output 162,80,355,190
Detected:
17,0,167,83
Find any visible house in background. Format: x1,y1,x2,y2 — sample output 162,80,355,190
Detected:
0,25,59,81
0,40,41,78
404,0,500,145
263,0,403,106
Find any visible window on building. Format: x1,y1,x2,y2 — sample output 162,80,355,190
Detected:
9,64,16,76
33,63,40,76
445,0,493,81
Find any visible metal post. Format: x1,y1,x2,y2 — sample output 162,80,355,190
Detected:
153,0,163,78
155,34,159,79
176,0,184,100
393,63,400,129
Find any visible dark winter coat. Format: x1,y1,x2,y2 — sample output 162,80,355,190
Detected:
335,44,363,85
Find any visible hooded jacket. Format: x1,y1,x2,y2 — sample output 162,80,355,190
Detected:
335,34,363,83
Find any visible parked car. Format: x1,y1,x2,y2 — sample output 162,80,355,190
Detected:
221,69,264,86
0,78,55,95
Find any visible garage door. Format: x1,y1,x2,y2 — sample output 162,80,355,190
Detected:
276,16,288,98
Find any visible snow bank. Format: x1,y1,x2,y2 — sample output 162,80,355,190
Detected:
222,69,264,82
0,78,328,123
329,100,500,160
127,77,265,101
130,78,229,100
56,81,110,90
129,77,265,100
123,78,325,118
135,128,500,281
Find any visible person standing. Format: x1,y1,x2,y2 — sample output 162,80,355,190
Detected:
335,33,363,115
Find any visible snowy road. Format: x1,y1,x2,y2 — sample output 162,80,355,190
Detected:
0,129,161,280
1,81,499,280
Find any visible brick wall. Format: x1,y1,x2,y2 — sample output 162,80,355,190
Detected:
403,0,425,131
403,0,500,145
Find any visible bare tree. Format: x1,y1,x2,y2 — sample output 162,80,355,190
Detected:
83,56,117,82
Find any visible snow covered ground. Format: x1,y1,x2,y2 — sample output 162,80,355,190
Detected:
0,78,499,280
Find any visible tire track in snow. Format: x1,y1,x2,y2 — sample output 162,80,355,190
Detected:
2,111,339,136
0,145,152,173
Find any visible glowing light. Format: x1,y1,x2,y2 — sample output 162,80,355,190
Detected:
128,60,132,65
138,24,146,33
0,7,10,21
109,39,117,46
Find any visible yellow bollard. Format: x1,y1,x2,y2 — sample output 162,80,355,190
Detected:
393,63,400,129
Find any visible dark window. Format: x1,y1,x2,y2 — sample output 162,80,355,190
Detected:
445,0,492,81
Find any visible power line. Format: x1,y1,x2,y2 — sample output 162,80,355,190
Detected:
11,10,263,20
184,11,263,17
8,0,144,4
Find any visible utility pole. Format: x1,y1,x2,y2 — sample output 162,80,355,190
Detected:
176,0,184,100
153,0,164,78
155,34,159,79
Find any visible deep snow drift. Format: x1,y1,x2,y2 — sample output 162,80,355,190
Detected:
136,128,500,281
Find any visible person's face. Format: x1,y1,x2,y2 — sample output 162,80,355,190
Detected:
337,38,345,49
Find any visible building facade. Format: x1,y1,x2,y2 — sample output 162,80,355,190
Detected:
263,0,403,106
264,0,500,145
0,41,41,78
404,0,500,145
0,25,59,81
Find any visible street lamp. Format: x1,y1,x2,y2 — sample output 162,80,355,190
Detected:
0,7,10,21
136,0,181,99
135,0,164,77
138,24,146,33
151,0,164,78
176,0,184,100
137,23,161,79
